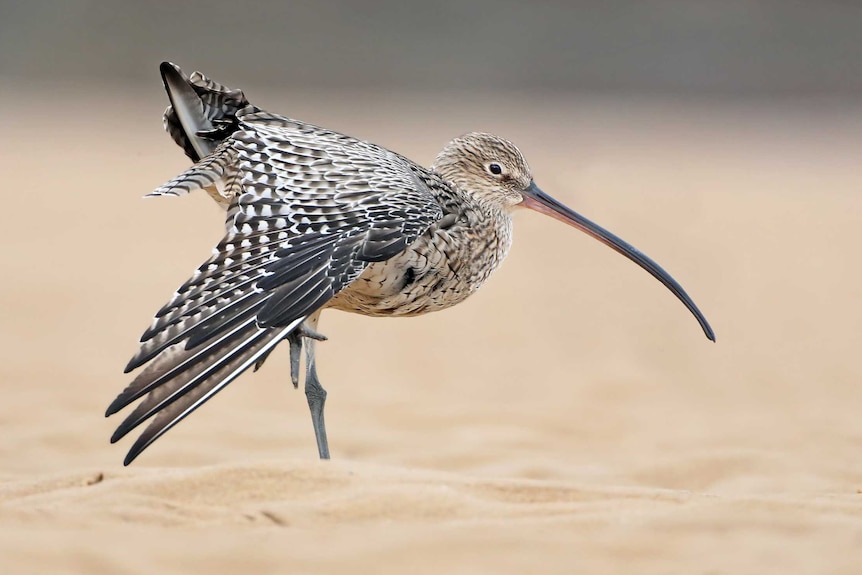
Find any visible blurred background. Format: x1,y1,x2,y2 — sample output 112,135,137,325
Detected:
1,2,861,573
3,0,862,97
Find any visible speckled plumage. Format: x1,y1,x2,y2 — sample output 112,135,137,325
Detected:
108,64,528,463
107,63,714,465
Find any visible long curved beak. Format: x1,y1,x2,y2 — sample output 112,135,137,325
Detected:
521,182,715,341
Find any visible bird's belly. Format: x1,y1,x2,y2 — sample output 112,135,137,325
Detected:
329,252,469,317
329,230,507,317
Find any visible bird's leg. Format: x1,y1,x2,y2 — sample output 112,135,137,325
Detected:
302,314,330,459
253,320,327,389
286,323,327,389
287,330,302,389
305,344,330,459
251,314,329,458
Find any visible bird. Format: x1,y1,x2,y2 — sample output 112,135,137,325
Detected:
106,62,715,465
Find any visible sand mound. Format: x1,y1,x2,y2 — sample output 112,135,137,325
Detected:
3,460,861,574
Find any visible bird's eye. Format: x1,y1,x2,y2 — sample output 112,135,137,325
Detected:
487,162,503,176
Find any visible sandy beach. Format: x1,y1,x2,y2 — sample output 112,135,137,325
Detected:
1,90,860,574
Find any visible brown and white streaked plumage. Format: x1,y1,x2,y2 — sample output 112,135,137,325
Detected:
107,63,714,465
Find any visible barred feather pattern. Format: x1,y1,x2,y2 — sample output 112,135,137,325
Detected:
146,140,240,207
109,61,537,465
110,106,448,463
132,110,445,368
109,62,716,465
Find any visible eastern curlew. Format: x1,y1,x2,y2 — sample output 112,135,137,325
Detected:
107,63,715,465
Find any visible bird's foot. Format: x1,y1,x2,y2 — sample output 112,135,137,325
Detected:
296,323,328,342
252,322,328,388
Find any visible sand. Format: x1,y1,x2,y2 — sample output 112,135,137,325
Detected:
1,89,861,574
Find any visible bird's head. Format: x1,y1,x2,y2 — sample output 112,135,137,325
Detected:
433,131,715,342
432,132,534,208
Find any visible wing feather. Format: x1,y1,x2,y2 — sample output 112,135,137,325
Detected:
111,91,445,462
160,62,253,162
120,321,299,465
110,315,276,417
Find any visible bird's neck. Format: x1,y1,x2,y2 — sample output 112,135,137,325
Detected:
458,188,515,272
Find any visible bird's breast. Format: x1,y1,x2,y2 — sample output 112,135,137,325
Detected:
329,206,512,317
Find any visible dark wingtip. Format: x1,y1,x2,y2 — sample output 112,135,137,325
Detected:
159,62,185,95
159,61,182,78
123,434,153,466
124,352,145,374
110,408,143,443
110,425,127,444
160,62,188,101
105,399,122,418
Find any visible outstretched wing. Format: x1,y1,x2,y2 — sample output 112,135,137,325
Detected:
108,109,444,464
